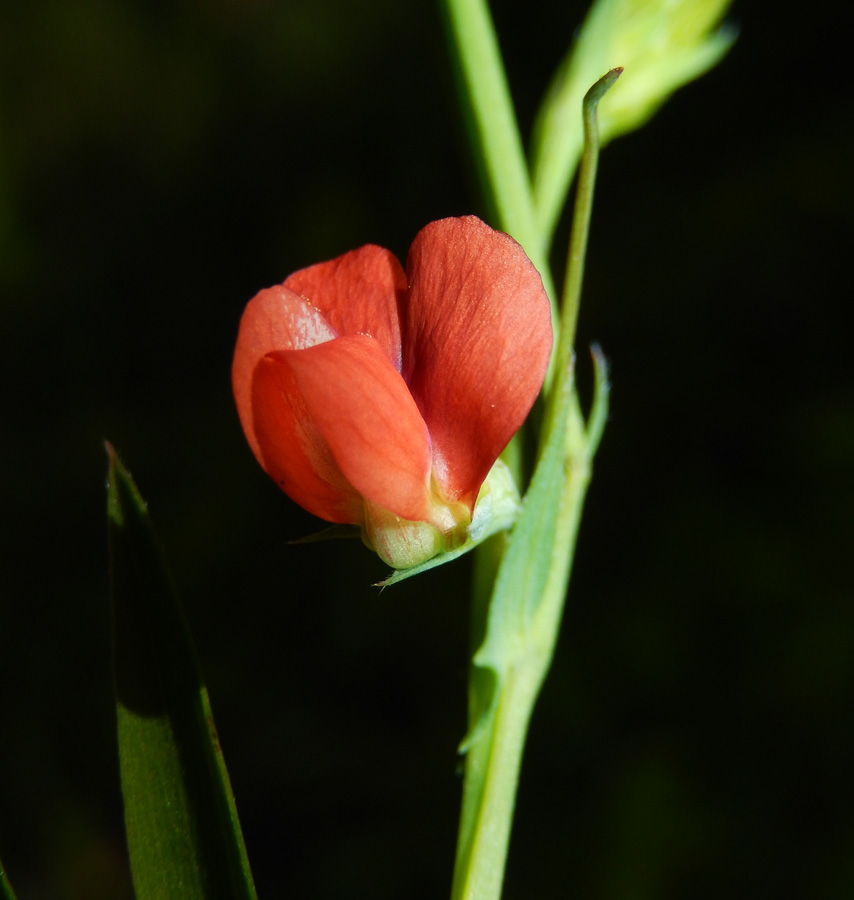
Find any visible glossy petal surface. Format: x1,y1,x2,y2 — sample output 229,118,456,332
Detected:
270,335,434,523
232,284,337,469
402,217,553,507
232,217,553,537
284,245,406,369
250,347,362,523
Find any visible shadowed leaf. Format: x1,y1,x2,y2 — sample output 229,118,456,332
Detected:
106,443,257,900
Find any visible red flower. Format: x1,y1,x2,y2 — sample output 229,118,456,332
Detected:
232,216,552,567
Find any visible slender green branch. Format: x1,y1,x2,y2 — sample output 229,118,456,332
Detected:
450,68,619,900
451,364,576,900
438,0,556,306
451,662,542,900
585,344,611,456
555,68,622,384
451,371,610,900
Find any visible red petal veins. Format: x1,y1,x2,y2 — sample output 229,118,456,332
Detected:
232,217,550,530
284,245,406,370
402,216,553,508
271,334,435,524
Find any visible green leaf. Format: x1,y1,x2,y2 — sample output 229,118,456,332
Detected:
451,70,618,900
469,66,619,740
450,363,581,900
1,856,20,900
530,0,735,249
451,358,609,900
106,443,257,900
465,363,578,742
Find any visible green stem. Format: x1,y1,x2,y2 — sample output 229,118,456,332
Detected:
450,70,620,900
438,0,557,310
554,68,623,387
451,385,603,900
451,664,541,900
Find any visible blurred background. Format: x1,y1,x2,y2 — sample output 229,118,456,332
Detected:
1,0,851,897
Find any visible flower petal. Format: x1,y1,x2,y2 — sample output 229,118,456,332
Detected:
232,284,338,471
402,216,553,507
250,350,363,523
284,245,406,370
269,334,435,524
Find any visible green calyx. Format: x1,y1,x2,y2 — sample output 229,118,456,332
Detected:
362,503,467,569
365,459,523,576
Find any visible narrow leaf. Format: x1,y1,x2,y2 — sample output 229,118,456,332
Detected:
451,71,617,900
106,443,257,900
471,69,621,699
530,0,735,249
451,363,578,900
0,857,20,900
469,364,576,700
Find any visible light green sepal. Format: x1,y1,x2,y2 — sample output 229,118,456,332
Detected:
377,459,522,586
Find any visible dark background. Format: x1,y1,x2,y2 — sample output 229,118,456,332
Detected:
1,0,851,897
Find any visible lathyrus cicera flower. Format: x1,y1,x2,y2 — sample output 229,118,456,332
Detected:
232,216,552,569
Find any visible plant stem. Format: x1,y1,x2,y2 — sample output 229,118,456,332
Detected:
451,385,602,900
451,663,541,900
439,0,556,308
555,68,623,385
451,70,620,900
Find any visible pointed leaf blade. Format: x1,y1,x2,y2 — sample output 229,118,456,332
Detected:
530,0,735,247
106,443,257,900
1,857,20,900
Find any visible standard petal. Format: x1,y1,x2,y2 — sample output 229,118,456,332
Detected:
272,334,436,524
402,216,553,508
232,284,338,467
284,245,406,370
